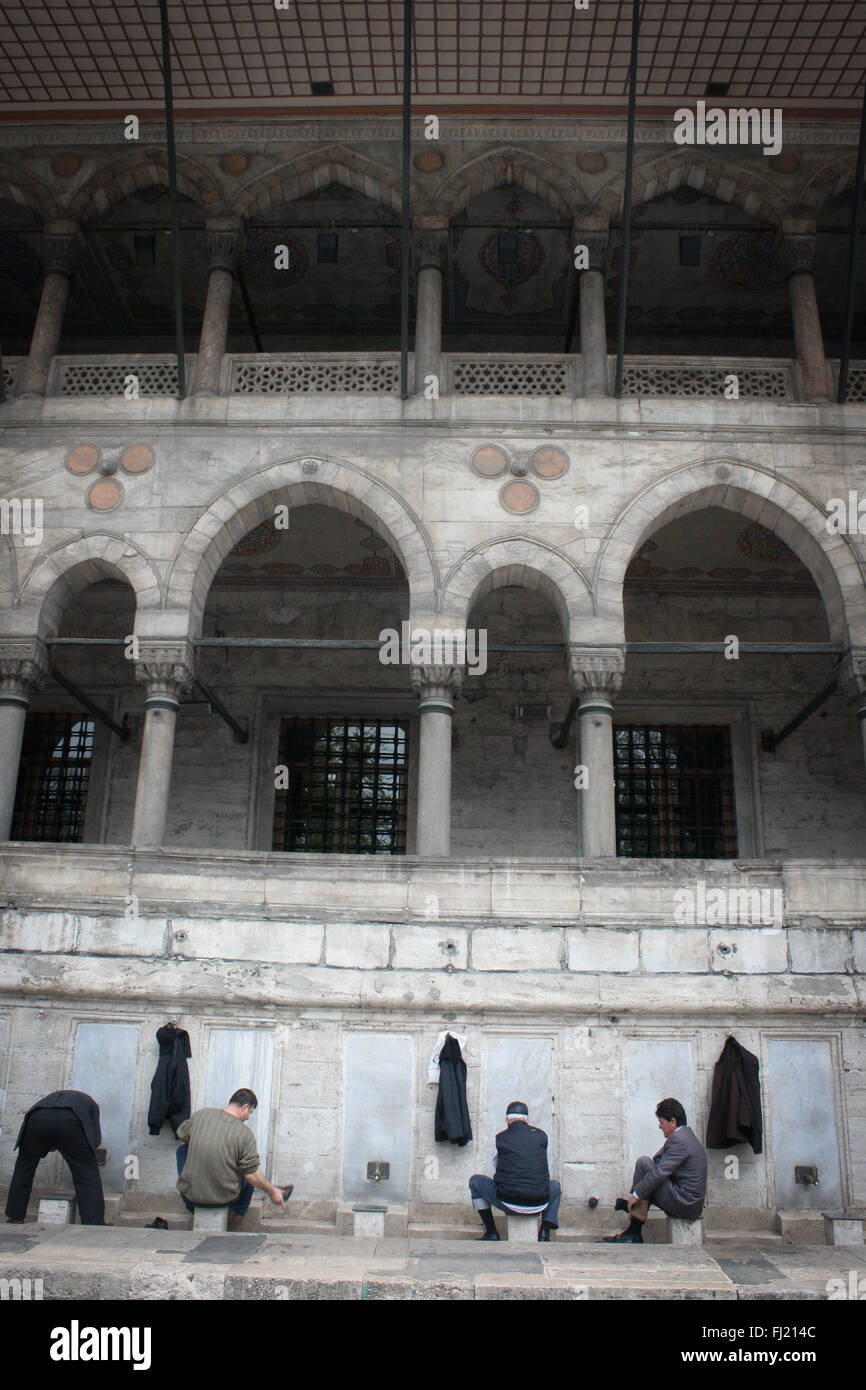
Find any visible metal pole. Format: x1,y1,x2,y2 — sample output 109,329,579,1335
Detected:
838,74,866,403
236,261,263,353
399,0,413,399
158,0,186,399
49,666,130,740
614,0,641,399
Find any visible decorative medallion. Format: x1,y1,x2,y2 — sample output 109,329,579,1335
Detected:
87,479,123,511
737,522,798,563
530,446,569,479
120,444,154,475
66,444,100,475
414,151,444,172
500,480,540,515
245,229,306,286
230,519,280,557
471,445,509,478
770,154,799,174
712,230,784,291
220,152,249,175
52,153,81,178
578,152,607,173
479,229,545,292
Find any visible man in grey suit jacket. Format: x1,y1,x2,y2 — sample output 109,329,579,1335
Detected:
603,1097,707,1243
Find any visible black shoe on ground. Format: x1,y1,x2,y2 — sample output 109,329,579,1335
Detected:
146,1217,168,1229
602,1227,643,1244
538,1224,552,1242
479,1230,500,1241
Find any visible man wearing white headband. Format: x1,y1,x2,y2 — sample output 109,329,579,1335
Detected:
469,1101,561,1241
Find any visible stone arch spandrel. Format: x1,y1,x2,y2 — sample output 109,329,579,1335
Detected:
233,144,419,220
438,147,588,220
68,150,224,222
167,457,439,639
14,533,163,641
0,160,58,219
594,459,866,649
596,152,788,222
797,154,858,212
440,536,593,641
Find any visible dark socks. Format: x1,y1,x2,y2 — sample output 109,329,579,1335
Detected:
626,1214,645,1236
478,1207,497,1234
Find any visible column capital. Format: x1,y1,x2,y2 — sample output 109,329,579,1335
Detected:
571,208,610,271
411,664,464,704
0,638,49,698
413,214,449,269
134,640,195,701
779,219,817,278
205,216,244,273
839,648,866,701
42,219,83,277
567,645,625,700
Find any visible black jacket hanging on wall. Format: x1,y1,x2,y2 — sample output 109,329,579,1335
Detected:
434,1034,472,1146
147,1025,192,1137
706,1035,763,1154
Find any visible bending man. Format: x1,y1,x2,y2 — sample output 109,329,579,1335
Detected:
176,1088,290,1222
604,1097,707,1244
6,1089,105,1225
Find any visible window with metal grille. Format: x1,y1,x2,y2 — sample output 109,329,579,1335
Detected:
11,714,95,842
273,718,409,854
614,724,737,858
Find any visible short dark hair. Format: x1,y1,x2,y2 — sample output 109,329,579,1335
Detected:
656,1097,687,1126
229,1088,258,1110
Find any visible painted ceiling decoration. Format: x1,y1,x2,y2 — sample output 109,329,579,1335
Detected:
215,507,407,588
626,512,817,592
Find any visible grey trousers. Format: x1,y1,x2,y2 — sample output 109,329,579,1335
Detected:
632,1155,702,1219
469,1173,562,1227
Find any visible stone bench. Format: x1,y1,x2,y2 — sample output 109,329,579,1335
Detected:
192,1206,228,1232
667,1216,704,1246
823,1212,865,1246
505,1211,541,1242
351,1206,387,1237
38,1196,76,1225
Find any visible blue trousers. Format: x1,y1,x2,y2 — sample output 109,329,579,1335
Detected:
469,1173,561,1228
175,1143,254,1217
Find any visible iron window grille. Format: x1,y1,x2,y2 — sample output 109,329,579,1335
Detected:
11,714,95,842
273,717,409,855
614,724,737,858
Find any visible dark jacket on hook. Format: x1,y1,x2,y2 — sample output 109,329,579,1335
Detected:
706,1035,763,1155
148,1025,192,1137
434,1034,472,1146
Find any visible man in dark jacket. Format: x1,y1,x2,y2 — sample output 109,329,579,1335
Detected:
469,1100,561,1242
604,1097,707,1244
5,1090,105,1225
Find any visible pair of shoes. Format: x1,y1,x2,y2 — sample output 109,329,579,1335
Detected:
538,1226,551,1242
602,1228,643,1244
146,1217,168,1230
280,1185,293,1201
6,1218,25,1224
478,1230,500,1241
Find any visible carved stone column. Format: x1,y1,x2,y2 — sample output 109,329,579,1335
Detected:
17,220,81,398
411,663,463,856
0,639,49,839
192,218,243,396
839,648,866,771
131,643,194,847
413,215,449,397
573,212,610,397
568,646,625,857
781,218,831,403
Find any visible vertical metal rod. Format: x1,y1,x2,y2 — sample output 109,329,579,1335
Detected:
838,74,866,403
614,0,641,399
399,0,413,399
158,0,186,399
236,261,263,353
564,266,579,353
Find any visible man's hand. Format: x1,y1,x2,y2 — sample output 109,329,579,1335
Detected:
627,1195,640,1213
269,1185,285,1208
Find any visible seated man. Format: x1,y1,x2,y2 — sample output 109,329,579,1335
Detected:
469,1100,562,1242
604,1096,707,1243
175,1087,290,1221
6,1089,106,1225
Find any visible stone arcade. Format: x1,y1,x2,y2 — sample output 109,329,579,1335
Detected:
0,4,864,1246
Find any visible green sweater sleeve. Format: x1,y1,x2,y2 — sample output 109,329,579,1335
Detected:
237,1128,260,1175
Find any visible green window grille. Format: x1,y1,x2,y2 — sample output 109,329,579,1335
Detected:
614,724,737,858
11,714,95,843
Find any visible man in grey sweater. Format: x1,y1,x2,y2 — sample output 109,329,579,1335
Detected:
175,1088,290,1219
603,1097,707,1243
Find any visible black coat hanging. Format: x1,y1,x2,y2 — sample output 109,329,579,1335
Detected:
147,1023,192,1138
434,1034,472,1147
706,1035,763,1155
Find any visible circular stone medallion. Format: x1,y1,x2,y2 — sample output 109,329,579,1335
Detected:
52,153,81,178
471,445,509,478
578,152,607,173
66,444,100,474
87,479,123,511
120,444,154,474
530,445,569,479
500,480,540,514
414,150,444,172
220,152,249,175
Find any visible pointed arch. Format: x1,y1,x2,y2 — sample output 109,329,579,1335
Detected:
165,456,438,639
15,533,163,640
0,159,58,220
232,144,420,220
797,154,859,212
440,536,593,641
67,149,224,222
596,152,788,221
594,457,866,649
438,146,588,220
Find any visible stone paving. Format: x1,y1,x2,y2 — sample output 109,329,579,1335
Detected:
1,1225,864,1301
